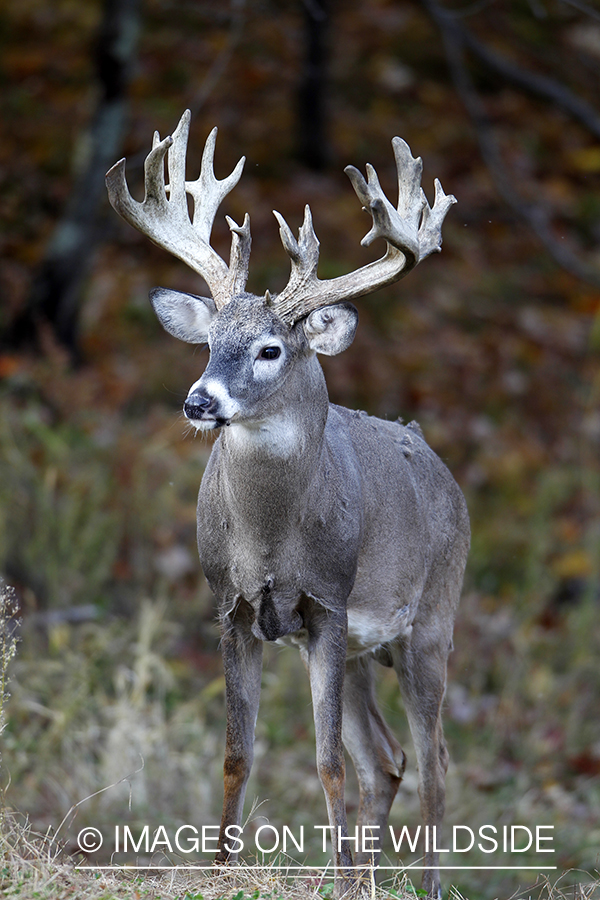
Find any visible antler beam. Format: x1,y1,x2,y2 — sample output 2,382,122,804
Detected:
272,137,456,324
106,111,456,322
105,110,249,308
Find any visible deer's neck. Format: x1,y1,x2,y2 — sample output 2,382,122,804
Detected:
216,358,329,527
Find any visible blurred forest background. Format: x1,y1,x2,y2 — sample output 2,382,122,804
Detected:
1,0,600,897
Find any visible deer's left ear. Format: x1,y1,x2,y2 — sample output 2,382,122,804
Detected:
150,287,216,344
303,303,358,356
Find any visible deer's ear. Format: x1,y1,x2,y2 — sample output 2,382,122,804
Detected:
303,303,358,356
150,288,216,344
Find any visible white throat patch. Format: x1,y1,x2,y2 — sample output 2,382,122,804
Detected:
227,415,304,458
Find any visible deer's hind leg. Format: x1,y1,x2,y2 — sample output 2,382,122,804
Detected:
342,654,406,868
391,612,455,900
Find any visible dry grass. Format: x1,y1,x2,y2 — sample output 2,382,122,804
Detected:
2,811,600,900
0,580,19,751
0,810,426,900
2,576,600,900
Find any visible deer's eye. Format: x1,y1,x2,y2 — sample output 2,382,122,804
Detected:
258,346,281,361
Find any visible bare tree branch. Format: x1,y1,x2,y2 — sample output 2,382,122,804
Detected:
422,0,600,288
559,0,600,24
456,15,600,140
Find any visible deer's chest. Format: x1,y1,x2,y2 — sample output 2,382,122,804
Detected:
197,485,360,612
200,507,357,603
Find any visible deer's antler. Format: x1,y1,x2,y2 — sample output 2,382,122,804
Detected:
105,110,250,308
272,137,456,324
106,112,455,320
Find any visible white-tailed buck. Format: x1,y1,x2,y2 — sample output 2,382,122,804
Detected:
106,110,470,898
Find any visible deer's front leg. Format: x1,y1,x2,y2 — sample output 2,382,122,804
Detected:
306,603,354,894
216,602,263,864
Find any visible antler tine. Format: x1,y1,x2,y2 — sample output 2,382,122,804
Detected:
272,205,320,299
272,138,457,326
185,127,246,243
226,213,252,297
418,178,457,258
105,110,249,308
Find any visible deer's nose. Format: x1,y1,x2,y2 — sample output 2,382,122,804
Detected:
184,393,214,419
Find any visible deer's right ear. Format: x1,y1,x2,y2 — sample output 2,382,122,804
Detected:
150,288,216,344
303,303,358,356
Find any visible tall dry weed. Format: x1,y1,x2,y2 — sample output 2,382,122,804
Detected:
0,578,20,778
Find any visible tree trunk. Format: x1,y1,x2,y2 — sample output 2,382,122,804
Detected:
8,0,141,361
297,0,331,170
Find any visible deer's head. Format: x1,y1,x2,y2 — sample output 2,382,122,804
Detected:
106,111,456,433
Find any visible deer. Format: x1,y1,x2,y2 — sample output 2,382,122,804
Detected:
106,110,470,899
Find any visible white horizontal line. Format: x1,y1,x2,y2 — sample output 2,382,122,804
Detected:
78,865,558,872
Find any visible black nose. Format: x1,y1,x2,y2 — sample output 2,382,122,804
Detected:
184,394,213,419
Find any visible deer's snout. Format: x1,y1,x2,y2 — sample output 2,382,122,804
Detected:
183,378,241,429
184,392,215,420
